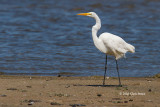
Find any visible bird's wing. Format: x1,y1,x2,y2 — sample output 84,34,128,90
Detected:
99,33,128,59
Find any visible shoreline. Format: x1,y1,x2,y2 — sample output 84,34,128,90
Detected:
1,72,159,78
0,75,159,107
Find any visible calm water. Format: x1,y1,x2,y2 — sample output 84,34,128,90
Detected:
0,0,159,77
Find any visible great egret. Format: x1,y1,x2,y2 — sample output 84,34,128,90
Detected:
77,12,135,86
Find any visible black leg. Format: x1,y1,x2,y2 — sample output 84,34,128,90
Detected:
103,55,107,85
115,59,122,86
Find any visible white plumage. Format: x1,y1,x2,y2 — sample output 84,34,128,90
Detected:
77,12,135,86
86,12,135,60
99,32,135,60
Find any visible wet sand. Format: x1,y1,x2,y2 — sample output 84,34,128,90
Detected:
0,75,159,107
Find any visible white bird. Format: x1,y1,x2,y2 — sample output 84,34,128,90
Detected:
77,12,135,86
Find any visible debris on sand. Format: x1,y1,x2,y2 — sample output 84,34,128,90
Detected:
7,88,17,90
129,99,133,102
109,98,123,104
26,86,32,88
23,99,41,105
97,94,102,97
65,85,70,88
148,89,152,92
0,94,7,97
69,104,86,107
50,102,62,105
55,93,70,97
124,101,128,103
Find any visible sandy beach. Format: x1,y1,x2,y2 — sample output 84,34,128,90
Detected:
0,75,159,107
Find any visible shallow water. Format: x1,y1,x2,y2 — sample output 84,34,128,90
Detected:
0,0,159,77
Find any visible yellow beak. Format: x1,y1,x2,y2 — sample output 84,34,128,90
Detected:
77,13,91,16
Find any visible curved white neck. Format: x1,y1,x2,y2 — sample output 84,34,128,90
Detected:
92,14,101,43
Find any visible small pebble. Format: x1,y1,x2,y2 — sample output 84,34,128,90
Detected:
147,100,152,102
148,89,151,92
28,102,34,105
97,94,102,97
26,86,32,88
129,99,133,101
124,101,128,103
0,94,7,97
117,101,123,103
50,102,61,105
28,100,41,103
65,85,70,88
7,88,17,90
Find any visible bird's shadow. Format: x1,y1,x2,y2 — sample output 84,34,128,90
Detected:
74,84,127,87
86,85,125,87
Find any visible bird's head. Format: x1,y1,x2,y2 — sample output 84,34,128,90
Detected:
77,12,96,18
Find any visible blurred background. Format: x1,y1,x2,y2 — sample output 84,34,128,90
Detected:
0,0,159,77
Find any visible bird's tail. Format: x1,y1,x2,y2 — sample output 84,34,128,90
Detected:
127,43,135,53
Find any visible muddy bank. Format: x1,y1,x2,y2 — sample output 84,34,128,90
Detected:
0,75,159,107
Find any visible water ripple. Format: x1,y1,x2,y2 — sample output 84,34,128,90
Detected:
0,0,159,77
